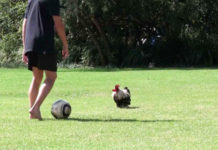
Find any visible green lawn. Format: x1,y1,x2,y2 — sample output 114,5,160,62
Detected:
0,68,218,150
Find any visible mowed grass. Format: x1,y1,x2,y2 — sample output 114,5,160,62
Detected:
0,68,218,150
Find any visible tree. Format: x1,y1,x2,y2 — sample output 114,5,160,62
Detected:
0,0,218,67
0,0,26,66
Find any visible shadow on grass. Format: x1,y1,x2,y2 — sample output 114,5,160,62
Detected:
120,106,140,109
57,67,218,73
67,118,180,123
43,117,180,123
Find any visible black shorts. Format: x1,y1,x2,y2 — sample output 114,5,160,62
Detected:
26,52,57,72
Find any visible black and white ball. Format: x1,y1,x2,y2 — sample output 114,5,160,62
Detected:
51,100,71,119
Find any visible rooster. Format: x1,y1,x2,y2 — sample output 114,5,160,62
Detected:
112,84,131,108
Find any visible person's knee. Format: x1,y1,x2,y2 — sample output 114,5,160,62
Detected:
45,73,57,84
33,74,43,84
32,67,43,84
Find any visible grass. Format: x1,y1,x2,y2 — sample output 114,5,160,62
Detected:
0,68,218,150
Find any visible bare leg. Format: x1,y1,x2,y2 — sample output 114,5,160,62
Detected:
28,67,43,119
29,70,57,120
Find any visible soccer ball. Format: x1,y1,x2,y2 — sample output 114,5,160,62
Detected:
51,100,71,119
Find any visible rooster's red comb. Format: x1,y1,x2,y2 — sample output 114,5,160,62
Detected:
115,84,120,88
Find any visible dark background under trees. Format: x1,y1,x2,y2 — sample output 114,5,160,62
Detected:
0,0,218,67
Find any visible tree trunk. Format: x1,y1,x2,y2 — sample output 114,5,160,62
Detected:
79,15,106,65
72,0,106,65
91,16,111,64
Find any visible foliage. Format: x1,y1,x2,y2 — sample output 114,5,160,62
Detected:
61,0,218,67
0,0,26,66
0,0,218,67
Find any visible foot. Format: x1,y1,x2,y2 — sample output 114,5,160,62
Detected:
30,114,38,119
29,108,42,120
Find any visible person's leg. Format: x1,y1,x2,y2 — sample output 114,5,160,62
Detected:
29,70,57,120
28,67,43,118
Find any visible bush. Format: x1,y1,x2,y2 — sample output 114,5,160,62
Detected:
0,0,218,67
0,1,26,66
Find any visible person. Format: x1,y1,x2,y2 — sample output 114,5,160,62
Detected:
22,0,69,120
